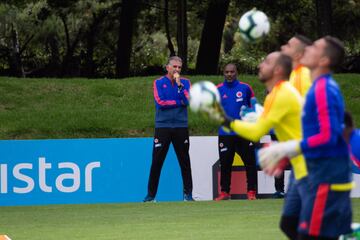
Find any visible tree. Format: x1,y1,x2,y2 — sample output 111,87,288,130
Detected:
83,5,111,78
315,0,332,37
1,0,360,78
115,0,140,78
196,0,230,74
164,0,175,57
47,0,84,77
9,24,25,77
177,0,187,72
0,2,42,77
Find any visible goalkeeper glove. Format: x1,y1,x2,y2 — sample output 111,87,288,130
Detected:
258,140,301,171
263,157,289,177
240,98,264,122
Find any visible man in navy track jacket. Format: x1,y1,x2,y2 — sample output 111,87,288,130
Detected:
144,56,193,202
215,63,258,201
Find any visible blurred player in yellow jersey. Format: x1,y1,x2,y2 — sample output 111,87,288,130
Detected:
269,35,312,197
209,51,307,239
281,35,312,97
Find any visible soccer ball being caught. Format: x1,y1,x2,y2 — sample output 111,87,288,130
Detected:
238,9,270,42
189,81,220,113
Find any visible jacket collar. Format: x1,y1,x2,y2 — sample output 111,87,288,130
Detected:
223,79,239,88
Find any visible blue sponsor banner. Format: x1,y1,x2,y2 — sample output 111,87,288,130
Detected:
0,138,183,206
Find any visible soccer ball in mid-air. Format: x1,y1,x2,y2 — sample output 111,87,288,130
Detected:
238,9,270,42
189,81,220,113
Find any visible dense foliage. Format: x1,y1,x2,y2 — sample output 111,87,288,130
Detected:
1,0,360,78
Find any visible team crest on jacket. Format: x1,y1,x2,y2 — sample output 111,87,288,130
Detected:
222,94,228,99
236,91,243,98
154,138,162,147
163,84,167,88
236,91,243,102
219,142,224,148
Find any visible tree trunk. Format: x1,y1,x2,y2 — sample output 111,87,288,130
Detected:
9,25,24,77
59,15,72,77
85,32,95,78
84,12,107,78
59,14,83,77
223,21,236,54
115,0,140,78
177,0,187,72
196,0,230,74
47,34,61,77
315,0,332,37
164,0,176,57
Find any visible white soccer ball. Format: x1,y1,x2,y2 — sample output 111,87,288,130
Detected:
189,81,220,113
238,9,270,42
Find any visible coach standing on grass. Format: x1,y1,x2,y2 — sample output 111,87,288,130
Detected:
144,56,194,202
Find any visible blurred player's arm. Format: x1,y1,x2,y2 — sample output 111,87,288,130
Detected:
228,118,273,142
258,141,301,169
213,93,276,141
229,90,287,142
252,90,302,170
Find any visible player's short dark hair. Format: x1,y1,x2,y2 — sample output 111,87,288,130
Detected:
323,36,345,70
294,34,312,46
276,53,293,79
167,56,182,65
224,63,237,71
344,111,354,128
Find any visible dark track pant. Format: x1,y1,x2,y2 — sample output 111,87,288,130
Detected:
218,135,257,193
275,172,285,192
147,127,193,197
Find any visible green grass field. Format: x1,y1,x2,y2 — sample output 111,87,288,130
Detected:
0,199,359,240
0,74,359,139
